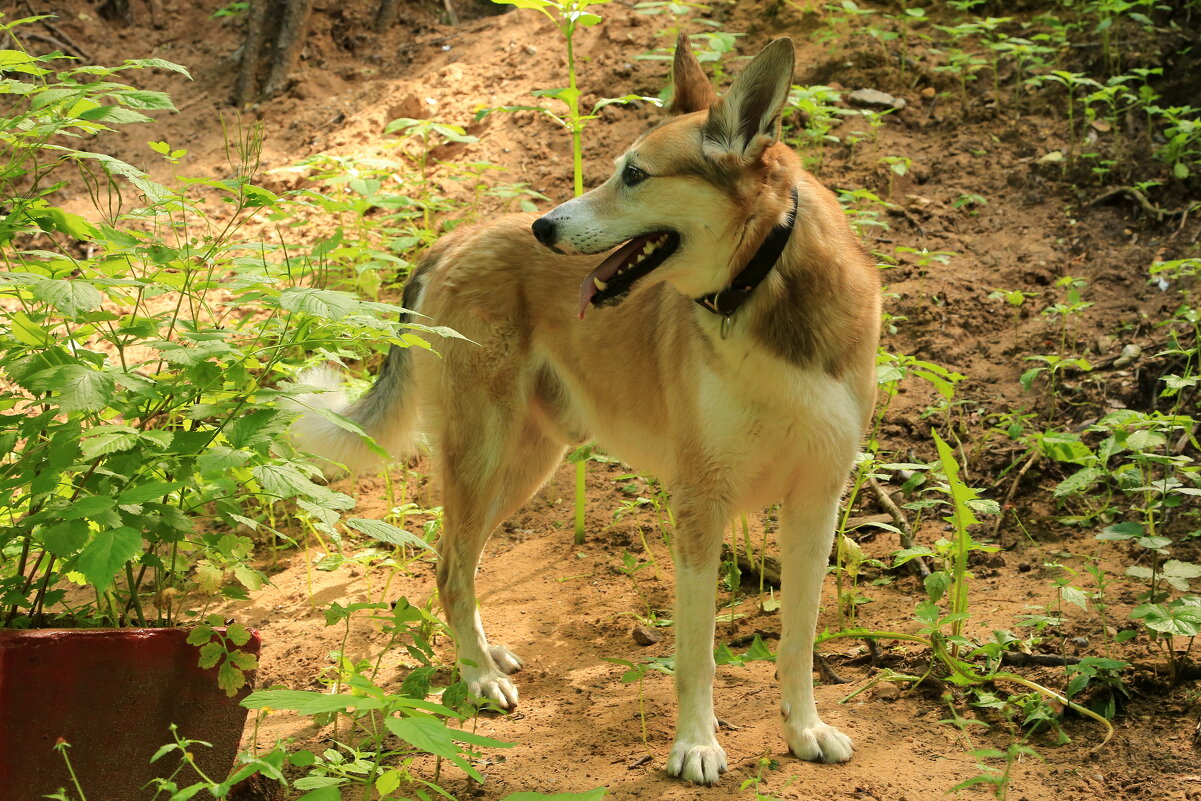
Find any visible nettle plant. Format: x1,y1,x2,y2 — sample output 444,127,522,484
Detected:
0,27,433,669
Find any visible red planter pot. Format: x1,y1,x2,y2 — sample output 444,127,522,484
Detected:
0,627,260,801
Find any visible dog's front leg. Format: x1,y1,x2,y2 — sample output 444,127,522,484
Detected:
665,499,727,785
777,485,854,763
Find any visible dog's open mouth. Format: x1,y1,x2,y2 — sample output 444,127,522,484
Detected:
577,231,680,317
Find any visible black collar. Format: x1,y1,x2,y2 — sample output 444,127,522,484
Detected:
695,187,799,318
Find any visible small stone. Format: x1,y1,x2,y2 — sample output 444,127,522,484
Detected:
632,625,661,646
848,88,906,111
1113,343,1142,369
524,45,537,55
871,682,900,701
1018,562,1033,572
920,86,936,99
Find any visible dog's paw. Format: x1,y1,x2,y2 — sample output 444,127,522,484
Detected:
784,720,854,764
462,663,520,711
667,739,728,786
488,644,523,675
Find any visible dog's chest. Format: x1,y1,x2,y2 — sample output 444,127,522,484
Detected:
695,343,863,507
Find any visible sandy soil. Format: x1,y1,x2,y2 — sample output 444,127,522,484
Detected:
20,1,1201,799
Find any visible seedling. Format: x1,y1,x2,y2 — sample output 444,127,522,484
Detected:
879,155,911,198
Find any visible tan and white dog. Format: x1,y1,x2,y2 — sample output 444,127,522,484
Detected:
293,36,880,785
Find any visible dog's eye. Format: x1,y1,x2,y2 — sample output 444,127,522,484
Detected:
622,163,648,187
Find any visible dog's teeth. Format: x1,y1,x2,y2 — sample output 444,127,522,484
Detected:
593,277,608,291
642,242,655,255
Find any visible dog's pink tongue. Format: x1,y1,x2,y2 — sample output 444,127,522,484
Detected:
577,236,652,319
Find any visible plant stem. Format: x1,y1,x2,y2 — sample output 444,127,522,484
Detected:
574,459,586,545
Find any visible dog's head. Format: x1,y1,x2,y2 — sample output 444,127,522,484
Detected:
531,35,797,317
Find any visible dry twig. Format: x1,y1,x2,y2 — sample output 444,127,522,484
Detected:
869,476,931,578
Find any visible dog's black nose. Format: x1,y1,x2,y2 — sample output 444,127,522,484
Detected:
531,216,556,247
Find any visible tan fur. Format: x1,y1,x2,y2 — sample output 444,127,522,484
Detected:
292,37,880,785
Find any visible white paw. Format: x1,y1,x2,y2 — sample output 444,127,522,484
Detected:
488,644,523,675
667,739,728,785
462,663,519,710
785,720,854,763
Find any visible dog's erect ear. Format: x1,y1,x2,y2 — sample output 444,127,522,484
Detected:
668,33,716,114
701,37,795,164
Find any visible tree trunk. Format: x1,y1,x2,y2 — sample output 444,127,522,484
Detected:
234,0,313,105
262,0,313,100
233,0,268,106
97,0,132,23
374,0,400,33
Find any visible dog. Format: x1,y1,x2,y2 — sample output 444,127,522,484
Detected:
292,35,880,785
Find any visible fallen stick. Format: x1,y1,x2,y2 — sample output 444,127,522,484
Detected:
869,476,931,578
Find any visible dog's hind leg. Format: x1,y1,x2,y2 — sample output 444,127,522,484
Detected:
665,496,729,786
777,480,855,763
435,409,565,710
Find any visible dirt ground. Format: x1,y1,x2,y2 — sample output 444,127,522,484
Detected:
21,0,1201,799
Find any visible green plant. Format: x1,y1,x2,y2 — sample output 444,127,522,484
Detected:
822,432,1116,747
244,674,512,794
382,117,480,231
210,2,249,19
879,155,910,198
485,0,611,197
0,27,439,659
602,655,676,750
1148,105,1201,180
784,84,849,173
1030,71,1100,166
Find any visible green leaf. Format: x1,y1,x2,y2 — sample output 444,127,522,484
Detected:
78,104,154,124
226,623,252,646
79,426,140,459
924,570,952,603
119,480,182,504
295,788,342,801
9,311,56,346
42,519,89,557
62,495,117,521
489,0,554,9
25,364,115,412
1054,466,1101,498
218,660,247,696
1037,431,1094,465
251,463,324,500
744,634,775,662
1131,602,1201,637
187,625,215,646
500,791,608,801
197,445,249,473
1097,521,1143,541
400,666,437,699
122,57,192,78
198,641,224,669
31,277,102,315
241,689,385,715
345,518,434,552
1060,585,1089,611
117,89,176,110
385,716,513,782
75,527,142,593
55,147,171,203
278,287,360,320
234,565,264,592
1161,560,1201,591
375,771,402,796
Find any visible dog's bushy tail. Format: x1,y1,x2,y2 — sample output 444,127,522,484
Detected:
288,260,433,473
288,344,419,473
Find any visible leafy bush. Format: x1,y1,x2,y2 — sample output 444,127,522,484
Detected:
0,18,428,643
